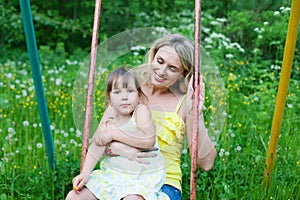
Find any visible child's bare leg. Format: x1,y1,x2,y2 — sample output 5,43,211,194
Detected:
122,194,145,200
65,187,97,200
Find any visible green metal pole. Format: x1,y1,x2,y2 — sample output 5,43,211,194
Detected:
19,0,57,171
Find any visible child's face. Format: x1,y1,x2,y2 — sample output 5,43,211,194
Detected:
109,77,139,116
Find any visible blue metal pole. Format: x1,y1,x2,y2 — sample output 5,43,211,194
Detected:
19,0,57,171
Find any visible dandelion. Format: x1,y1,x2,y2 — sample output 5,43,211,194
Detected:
36,143,43,148
225,151,230,156
70,127,75,132
23,121,29,127
28,145,32,151
22,89,28,97
76,130,82,138
181,148,188,154
33,123,38,128
8,127,14,133
236,146,242,151
6,73,13,79
56,78,62,86
287,104,293,108
219,151,224,157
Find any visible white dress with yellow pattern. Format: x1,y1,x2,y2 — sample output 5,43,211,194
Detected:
86,113,169,200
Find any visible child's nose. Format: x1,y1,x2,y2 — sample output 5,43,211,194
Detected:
121,93,128,100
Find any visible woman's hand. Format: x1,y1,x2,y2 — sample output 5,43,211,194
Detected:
93,126,113,146
72,173,89,194
106,142,158,164
187,75,205,113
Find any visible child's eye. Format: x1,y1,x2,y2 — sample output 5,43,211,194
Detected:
127,89,136,93
112,90,120,94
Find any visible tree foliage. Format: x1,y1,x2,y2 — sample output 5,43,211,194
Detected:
1,0,290,58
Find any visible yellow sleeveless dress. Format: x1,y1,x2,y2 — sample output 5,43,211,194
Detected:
151,95,186,192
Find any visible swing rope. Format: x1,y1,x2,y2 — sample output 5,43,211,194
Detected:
190,0,201,199
80,0,102,172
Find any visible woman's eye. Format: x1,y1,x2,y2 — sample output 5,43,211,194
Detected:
157,58,164,64
168,67,178,73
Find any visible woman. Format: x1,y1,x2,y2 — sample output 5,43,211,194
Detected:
70,33,216,200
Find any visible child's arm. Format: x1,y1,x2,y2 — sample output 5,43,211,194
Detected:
94,104,156,149
72,142,105,192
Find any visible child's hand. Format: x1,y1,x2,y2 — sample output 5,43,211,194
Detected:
72,174,89,194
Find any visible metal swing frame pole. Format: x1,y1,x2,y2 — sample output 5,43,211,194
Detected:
190,0,201,199
80,0,102,172
19,0,57,171
262,0,300,192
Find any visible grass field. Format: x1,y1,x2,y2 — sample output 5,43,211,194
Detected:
0,47,299,199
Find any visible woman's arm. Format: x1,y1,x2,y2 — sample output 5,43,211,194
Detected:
93,104,156,149
186,112,216,171
185,76,216,171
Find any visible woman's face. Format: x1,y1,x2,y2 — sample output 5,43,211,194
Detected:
150,46,184,89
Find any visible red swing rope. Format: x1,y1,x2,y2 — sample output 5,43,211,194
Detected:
190,0,201,199
80,0,102,172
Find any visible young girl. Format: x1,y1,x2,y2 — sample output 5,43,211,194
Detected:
67,67,168,200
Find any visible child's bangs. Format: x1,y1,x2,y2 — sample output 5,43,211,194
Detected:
112,72,133,89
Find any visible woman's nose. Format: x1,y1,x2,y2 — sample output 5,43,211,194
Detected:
157,65,167,75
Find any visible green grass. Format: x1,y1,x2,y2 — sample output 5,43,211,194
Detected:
1,50,299,199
